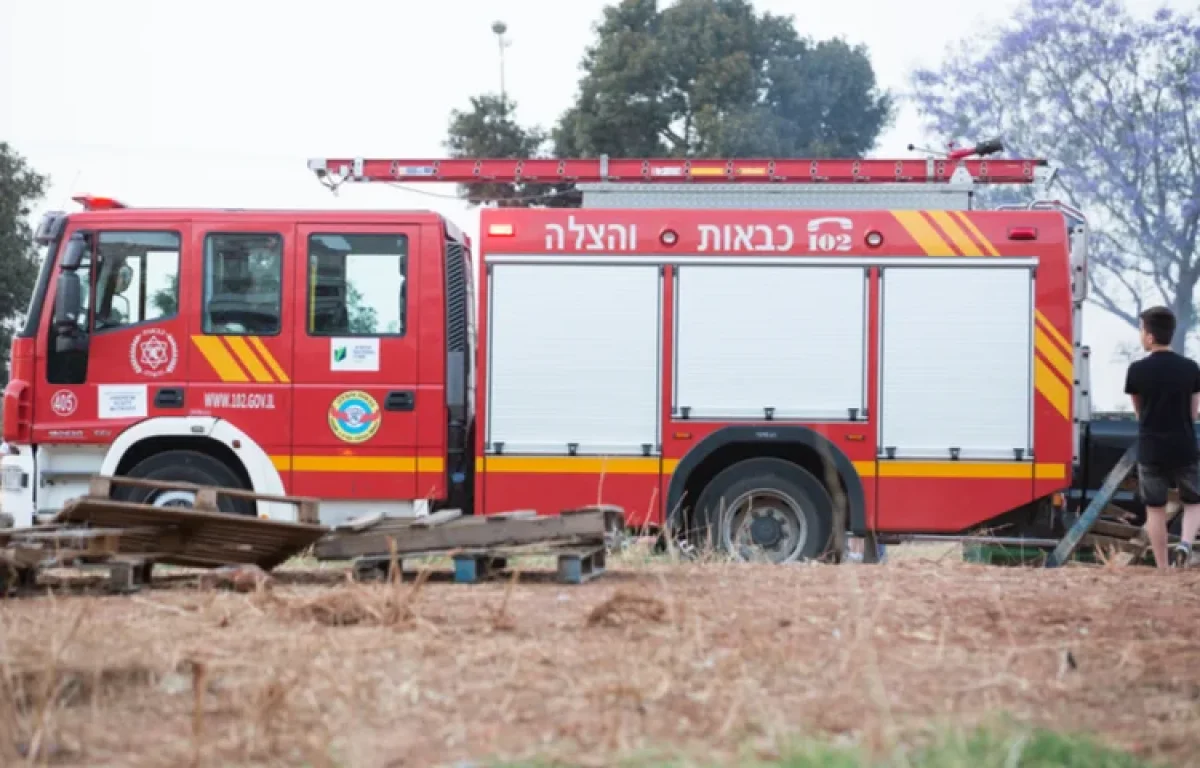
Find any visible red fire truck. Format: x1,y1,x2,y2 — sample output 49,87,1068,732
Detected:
0,147,1090,564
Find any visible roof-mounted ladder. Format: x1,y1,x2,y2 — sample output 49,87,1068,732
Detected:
307,141,1055,211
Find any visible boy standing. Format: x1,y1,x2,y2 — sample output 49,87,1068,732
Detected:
1124,306,1200,568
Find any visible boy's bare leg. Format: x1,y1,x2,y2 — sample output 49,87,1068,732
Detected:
1145,506,1170,569
1180,503,1200,552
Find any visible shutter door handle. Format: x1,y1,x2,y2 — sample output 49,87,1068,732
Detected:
385,391,414,411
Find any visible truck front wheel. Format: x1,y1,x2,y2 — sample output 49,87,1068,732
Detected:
115,449,253,516
694,457,834,564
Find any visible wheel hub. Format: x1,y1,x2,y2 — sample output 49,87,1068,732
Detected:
722,490,809,564
152,490,197,508
750,514,784,547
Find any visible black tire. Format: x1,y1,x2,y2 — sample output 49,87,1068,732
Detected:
115,449,253,516
693,457,834,563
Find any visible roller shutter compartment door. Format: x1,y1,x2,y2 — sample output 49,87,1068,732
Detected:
674,265,866,421
879,266,1033,460
486,264,661,455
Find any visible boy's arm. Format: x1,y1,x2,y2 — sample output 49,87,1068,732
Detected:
1125,363,1141,417
1192,363,1200,421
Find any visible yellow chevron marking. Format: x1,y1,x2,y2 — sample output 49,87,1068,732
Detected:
248,336,290,383
1035,309,1072,356
224,336,274,383
892,210,951,256
1035,357,1071,419
1035,326,1073,383
192,336,249,382
949,211,1001,256
927,210,983,256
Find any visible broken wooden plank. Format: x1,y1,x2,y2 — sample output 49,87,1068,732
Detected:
54,497,328,570
87,475,322,524
457,510,538,526
314,507,616,560
410,508,463,528
331,512,385,533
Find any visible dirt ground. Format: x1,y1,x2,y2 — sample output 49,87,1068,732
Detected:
2,547,1200,768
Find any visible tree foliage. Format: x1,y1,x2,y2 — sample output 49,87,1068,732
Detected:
445,0,892,207
444,94,577,207
911,0,1200,350
0,143,47,378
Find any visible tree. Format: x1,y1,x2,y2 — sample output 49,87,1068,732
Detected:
444,94,577,207
0,143,47,380
346,284,379,335
910,0,1200,351
445,0,892,206
554,0,892,159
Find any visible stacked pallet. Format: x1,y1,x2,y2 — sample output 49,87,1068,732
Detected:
316,505,625,584
0,476,328,595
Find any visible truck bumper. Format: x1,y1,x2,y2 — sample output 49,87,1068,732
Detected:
1,449,35,528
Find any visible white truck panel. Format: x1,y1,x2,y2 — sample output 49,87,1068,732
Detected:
487,264,661,454
879,266,1034,460
674,265,866,420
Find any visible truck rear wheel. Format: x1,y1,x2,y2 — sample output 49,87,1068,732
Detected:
694,457,833,564
115,449,253,516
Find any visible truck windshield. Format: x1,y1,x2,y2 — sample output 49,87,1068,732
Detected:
18,240,57,340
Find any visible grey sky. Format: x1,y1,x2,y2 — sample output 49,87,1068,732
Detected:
2,0,1190,408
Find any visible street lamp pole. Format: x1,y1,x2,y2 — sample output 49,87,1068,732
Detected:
492,21,510,105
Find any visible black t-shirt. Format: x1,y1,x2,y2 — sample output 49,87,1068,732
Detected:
1124,350,1200,468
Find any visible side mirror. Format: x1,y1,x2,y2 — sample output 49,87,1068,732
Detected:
60,234,88,271
53,272,83,332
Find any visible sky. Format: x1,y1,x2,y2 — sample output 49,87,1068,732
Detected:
0,0,1190,410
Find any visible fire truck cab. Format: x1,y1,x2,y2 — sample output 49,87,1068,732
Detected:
2,199,475,528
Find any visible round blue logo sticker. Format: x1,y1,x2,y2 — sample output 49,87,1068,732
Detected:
327,390,382,443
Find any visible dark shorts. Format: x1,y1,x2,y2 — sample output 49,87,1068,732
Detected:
1138,462,1200,507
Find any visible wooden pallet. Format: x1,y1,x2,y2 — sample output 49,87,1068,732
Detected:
0,527,157,595
352,542,608,585
49,476,329,570
315,505,623,562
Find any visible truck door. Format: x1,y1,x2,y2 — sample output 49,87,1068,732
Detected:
35,223,191,512
40,223,191,428
188,227,293,489
290,224,420,505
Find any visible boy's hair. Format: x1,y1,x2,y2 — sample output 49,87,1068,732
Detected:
1140,306,1176,346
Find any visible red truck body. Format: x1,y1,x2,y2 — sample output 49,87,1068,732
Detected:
0,154,1089,563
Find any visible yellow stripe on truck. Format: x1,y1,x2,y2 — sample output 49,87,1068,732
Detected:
192,335,249,382
248,337,290,383
224,336,274,383
1034,357,1072,419
1034,326,1073,382
949,211,1001,256
271,455,446,473
1034,309,1072,356
467,457,1066,481
891,210,953,256
926,210,984,256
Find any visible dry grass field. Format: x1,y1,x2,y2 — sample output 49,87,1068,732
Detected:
1,541,1198,767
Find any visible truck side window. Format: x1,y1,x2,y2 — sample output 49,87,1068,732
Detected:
203,233,283,335
307,233,407,336
93,231,180,332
